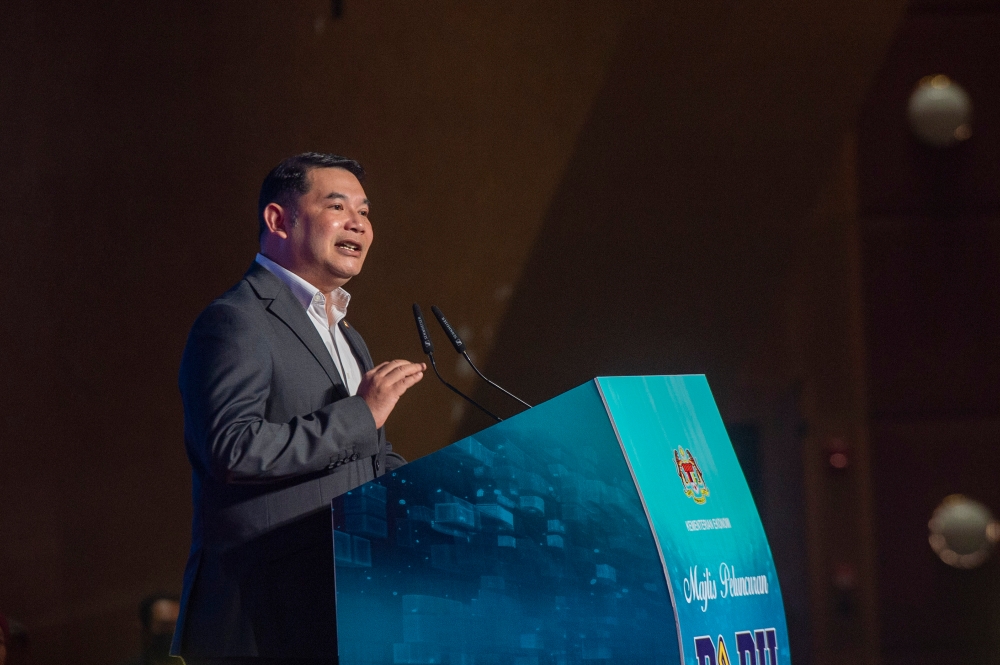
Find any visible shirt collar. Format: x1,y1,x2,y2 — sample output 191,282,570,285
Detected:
255,253,352,315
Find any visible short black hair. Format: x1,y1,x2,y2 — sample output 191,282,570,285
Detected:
138,592,180,631
257,152,365,238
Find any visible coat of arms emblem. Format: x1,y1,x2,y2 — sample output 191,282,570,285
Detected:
673,446,709,504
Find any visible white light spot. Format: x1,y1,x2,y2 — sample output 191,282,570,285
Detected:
456,354,475,378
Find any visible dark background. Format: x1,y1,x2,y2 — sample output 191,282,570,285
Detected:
1,1,997,663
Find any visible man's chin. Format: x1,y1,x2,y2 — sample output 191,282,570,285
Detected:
326,262,364,285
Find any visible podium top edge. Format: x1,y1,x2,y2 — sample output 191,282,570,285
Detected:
593,374,707,379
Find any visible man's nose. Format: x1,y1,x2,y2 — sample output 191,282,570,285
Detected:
344,210,367,232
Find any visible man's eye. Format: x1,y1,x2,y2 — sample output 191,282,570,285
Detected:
360,210,369,217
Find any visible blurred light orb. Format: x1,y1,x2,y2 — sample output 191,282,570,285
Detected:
907,75,972,147
928,494,998,569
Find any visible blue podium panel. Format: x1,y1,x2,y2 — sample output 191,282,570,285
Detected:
597,376,789,665
332,376,789,665
332,381,681,665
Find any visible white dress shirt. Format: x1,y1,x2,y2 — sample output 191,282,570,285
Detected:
255,253,363,395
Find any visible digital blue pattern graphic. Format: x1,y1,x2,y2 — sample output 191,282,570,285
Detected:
332,376,788,665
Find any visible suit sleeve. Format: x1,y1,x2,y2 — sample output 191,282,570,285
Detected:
180,302,380,484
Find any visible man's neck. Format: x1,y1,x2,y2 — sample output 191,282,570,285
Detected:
259,250,347,296
257,252,349,327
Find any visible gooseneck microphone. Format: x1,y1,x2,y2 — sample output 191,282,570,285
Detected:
430,305,532,409
412,304,501,422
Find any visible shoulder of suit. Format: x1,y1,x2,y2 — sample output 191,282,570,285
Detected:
210,261,286,307
202,279,262,311
187,278,265,330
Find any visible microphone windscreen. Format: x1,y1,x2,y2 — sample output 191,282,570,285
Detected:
412,304,434,354
431,305,466,353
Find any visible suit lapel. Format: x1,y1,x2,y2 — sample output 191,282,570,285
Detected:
244,262,349,397
339,320,374,373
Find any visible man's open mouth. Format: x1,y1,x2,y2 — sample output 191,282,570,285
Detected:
336,241,362,252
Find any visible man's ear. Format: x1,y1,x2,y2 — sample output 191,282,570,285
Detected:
262,202,292,238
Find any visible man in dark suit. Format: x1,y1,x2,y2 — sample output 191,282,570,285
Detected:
172,153,425,664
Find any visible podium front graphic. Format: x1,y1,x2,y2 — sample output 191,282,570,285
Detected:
331,376,790,665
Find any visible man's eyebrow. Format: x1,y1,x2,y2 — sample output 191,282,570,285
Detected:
322,192,370,206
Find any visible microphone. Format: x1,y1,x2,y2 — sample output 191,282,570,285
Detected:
430,305,532,409
412,304,501,422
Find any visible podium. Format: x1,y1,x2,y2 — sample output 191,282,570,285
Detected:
331,376,790,665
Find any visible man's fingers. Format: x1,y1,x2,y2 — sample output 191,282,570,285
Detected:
362,361,392,383
359,360,425,408
381,370,424,400
376,360,424,381
359,361,425,429
371,359,412,379
392,364,426,386
380,366,423,391
399,371,424,389
394,362,425,378
393,366,425,386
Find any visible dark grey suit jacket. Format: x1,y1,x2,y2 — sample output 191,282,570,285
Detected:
172,262,403,660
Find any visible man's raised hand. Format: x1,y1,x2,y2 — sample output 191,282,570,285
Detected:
357,360,426,429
